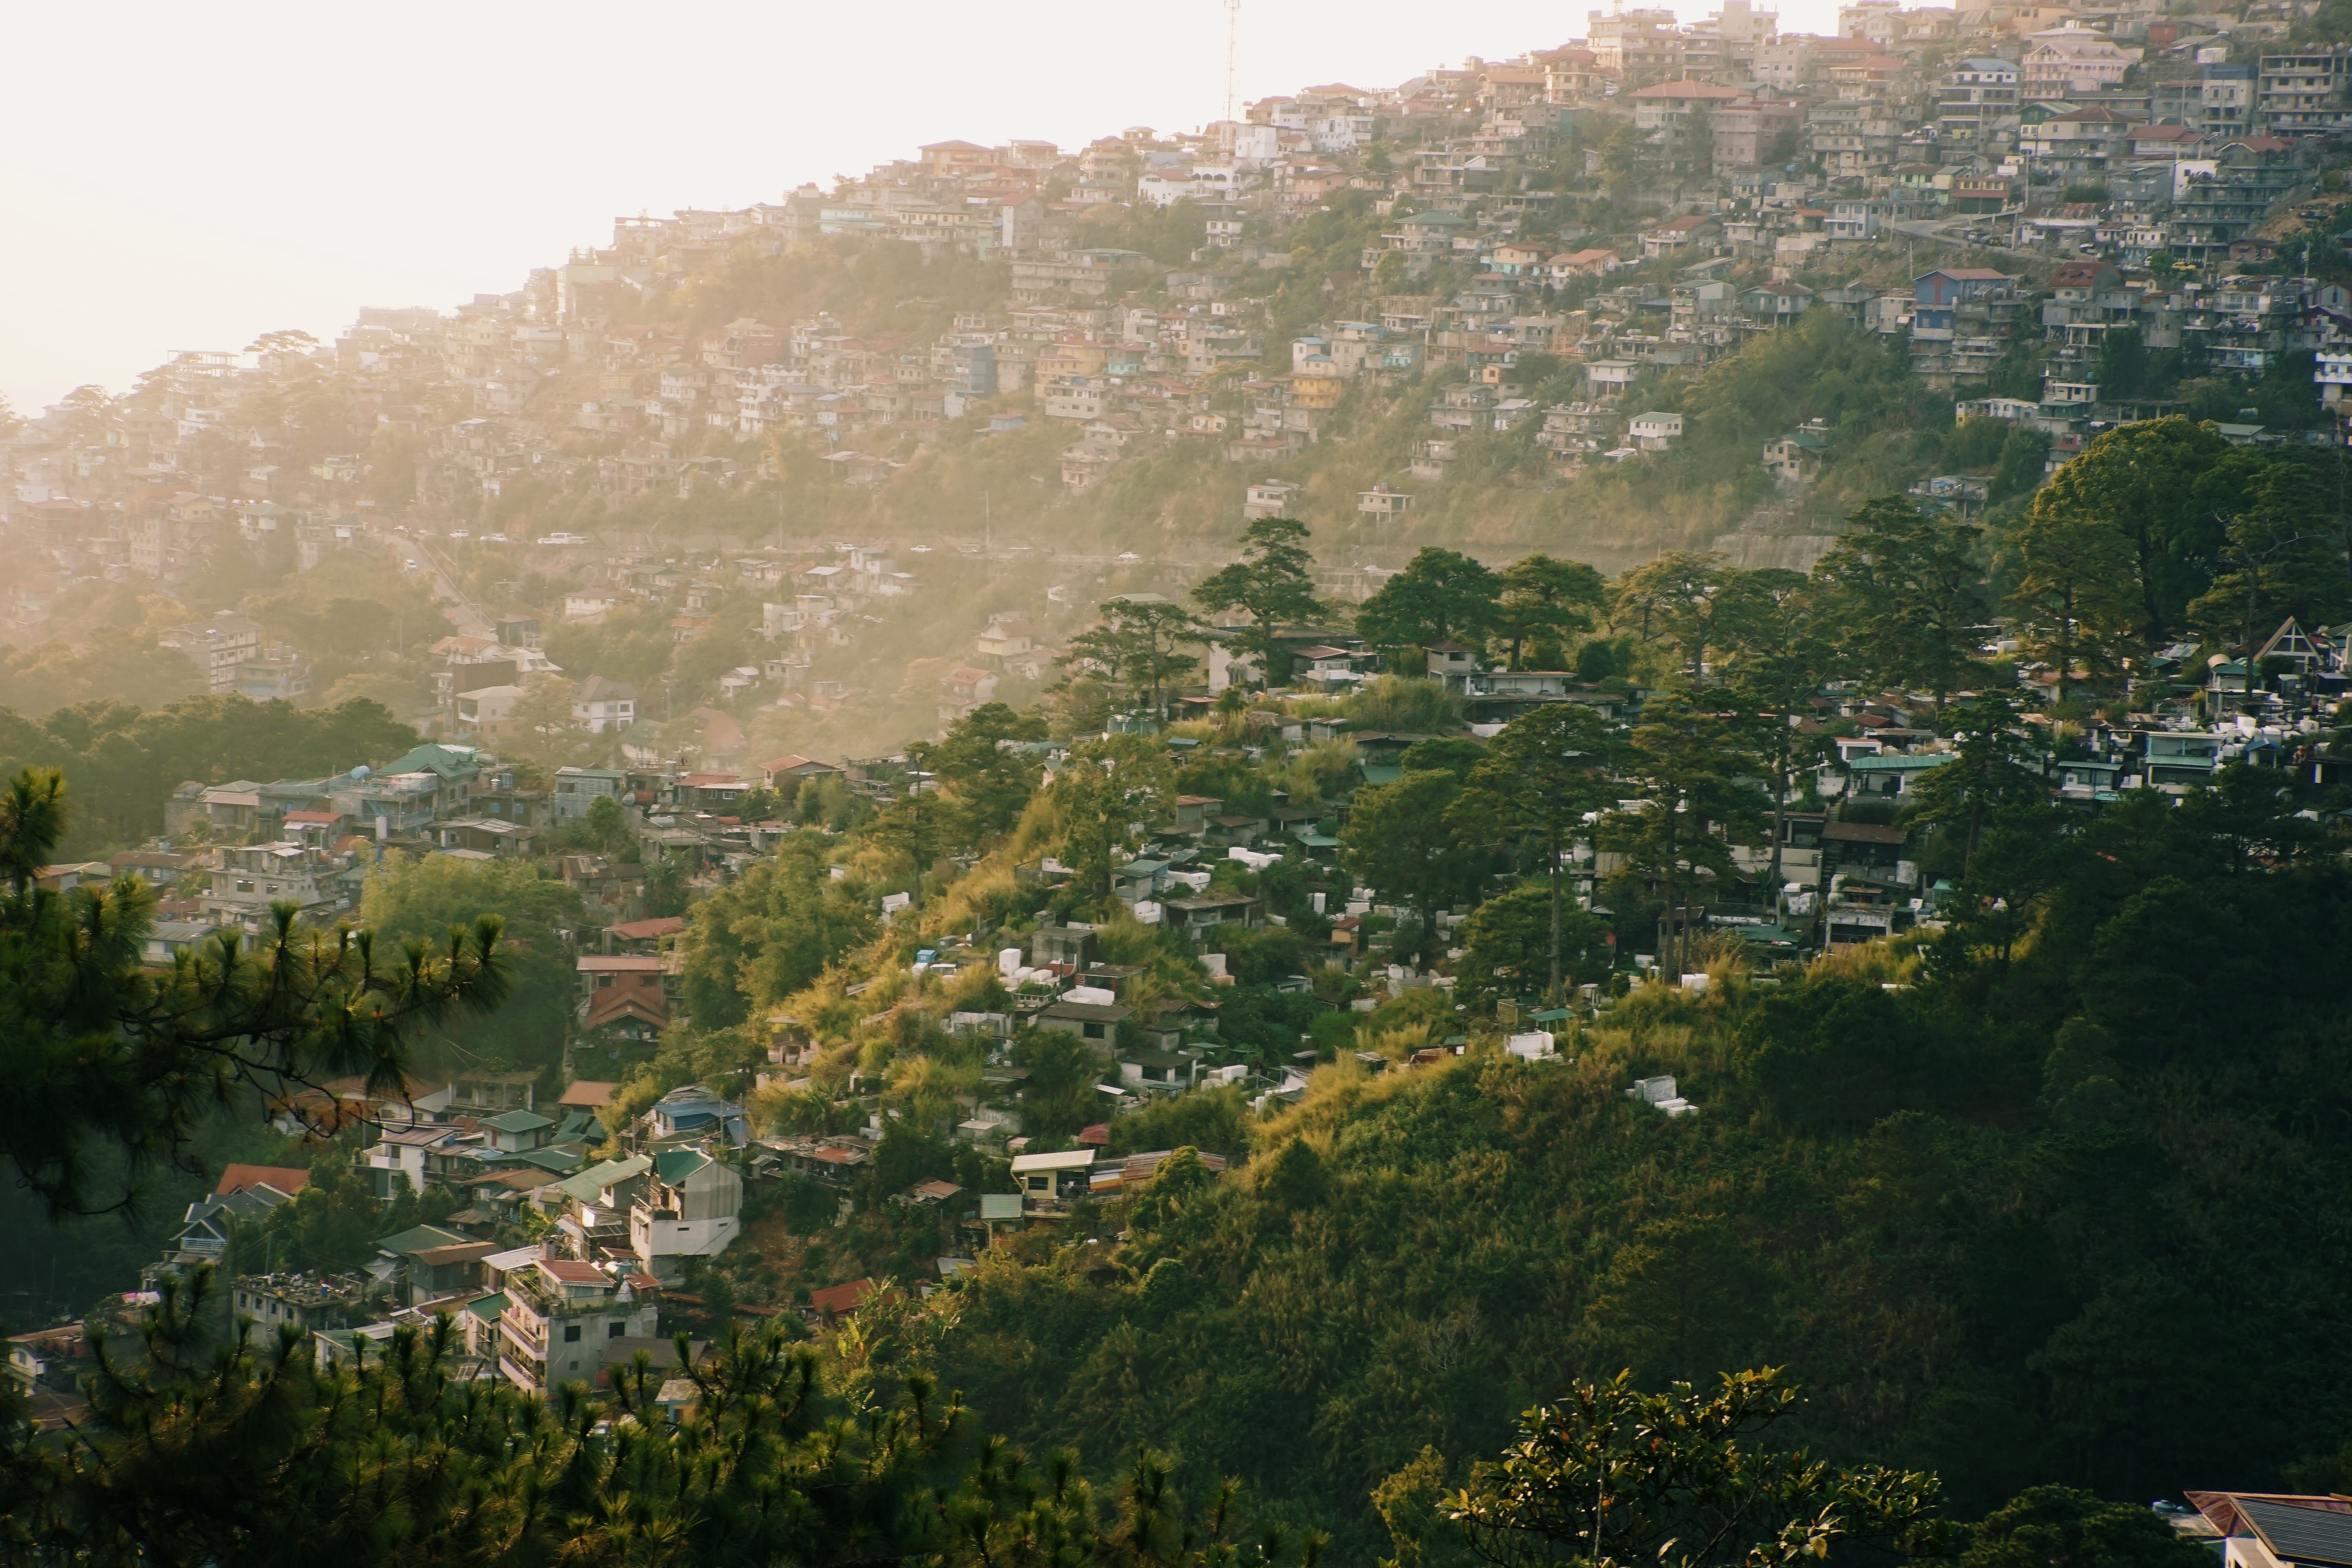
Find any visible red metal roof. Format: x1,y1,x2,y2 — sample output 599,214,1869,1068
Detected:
809,1278,876,1317
216,1163,311,1197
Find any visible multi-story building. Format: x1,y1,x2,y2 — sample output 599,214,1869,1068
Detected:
1631,80,1749,169
229,1273,366,1334
2168,142,2303,262
1938,58,2020,149
1713,97,1797,176
1911,268,2022,388
157,612,262,695
1587,6,1686,77
2022,25,2137,98
2018,104,2132,179
2185,278,2301,376
2201,60,2254,140
628,1149,744,1283
554,1154,654,1261
201,842,345,931
570,676,636,732
2258,50,2352,135
553,766,627,820
1808,98,1899,179
495,1256,657,1400
2038,260,2130,388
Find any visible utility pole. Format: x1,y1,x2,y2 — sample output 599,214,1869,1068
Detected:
1223,0,1242,125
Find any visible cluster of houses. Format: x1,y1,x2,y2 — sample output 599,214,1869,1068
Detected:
53,741,869,970
142,1074,751,1405
16,0,2352,646
25,610,2347,1424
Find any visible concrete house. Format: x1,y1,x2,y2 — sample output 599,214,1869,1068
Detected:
630,1148,744,1281
496,1257,659,1399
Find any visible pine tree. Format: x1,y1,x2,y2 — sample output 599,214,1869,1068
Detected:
0,768,508,1219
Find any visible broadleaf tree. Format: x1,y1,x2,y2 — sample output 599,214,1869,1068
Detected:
1446,1369,1947,1568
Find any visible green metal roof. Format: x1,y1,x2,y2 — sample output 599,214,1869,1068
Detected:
482,1109,554,1134
556,1154,651,1205
1846,752,1958,772
654,1148,712,1185
376,1223,474,1258
552,1110,600,1143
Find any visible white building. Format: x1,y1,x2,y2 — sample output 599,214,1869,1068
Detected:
1628,412,1685,450
570,676,636,732
496,1257,659,1400
629,1148,743,1282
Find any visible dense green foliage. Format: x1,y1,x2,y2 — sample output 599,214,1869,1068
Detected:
1446,1370,1945,1568
357,852,589,1079
0,695,419,855
908,769,2352,1552
19,414,2352,1568
0,1254,1368,1568
679,831,882,1031
0,768,507,1219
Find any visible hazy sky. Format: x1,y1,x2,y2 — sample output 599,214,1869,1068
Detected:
0,0,1838,415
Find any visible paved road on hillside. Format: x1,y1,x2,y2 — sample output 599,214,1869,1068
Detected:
1884,217,2042,263
400,535,491,637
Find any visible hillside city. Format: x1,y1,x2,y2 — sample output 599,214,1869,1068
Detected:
13,0,2352,757
11,0,2352,1560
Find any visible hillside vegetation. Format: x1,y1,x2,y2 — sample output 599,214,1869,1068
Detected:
896,784,2352,1552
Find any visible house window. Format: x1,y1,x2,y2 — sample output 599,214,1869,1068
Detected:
564,1325,582,1342
1083,1022,1105,1040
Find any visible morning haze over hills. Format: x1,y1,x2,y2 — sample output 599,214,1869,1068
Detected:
10,2,2352,1562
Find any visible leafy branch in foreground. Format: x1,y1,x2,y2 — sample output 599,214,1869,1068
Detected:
0,766,510,1217
1446,1369,1948,1568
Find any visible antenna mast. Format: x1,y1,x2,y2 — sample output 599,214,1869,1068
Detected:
1224,0,1241,124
